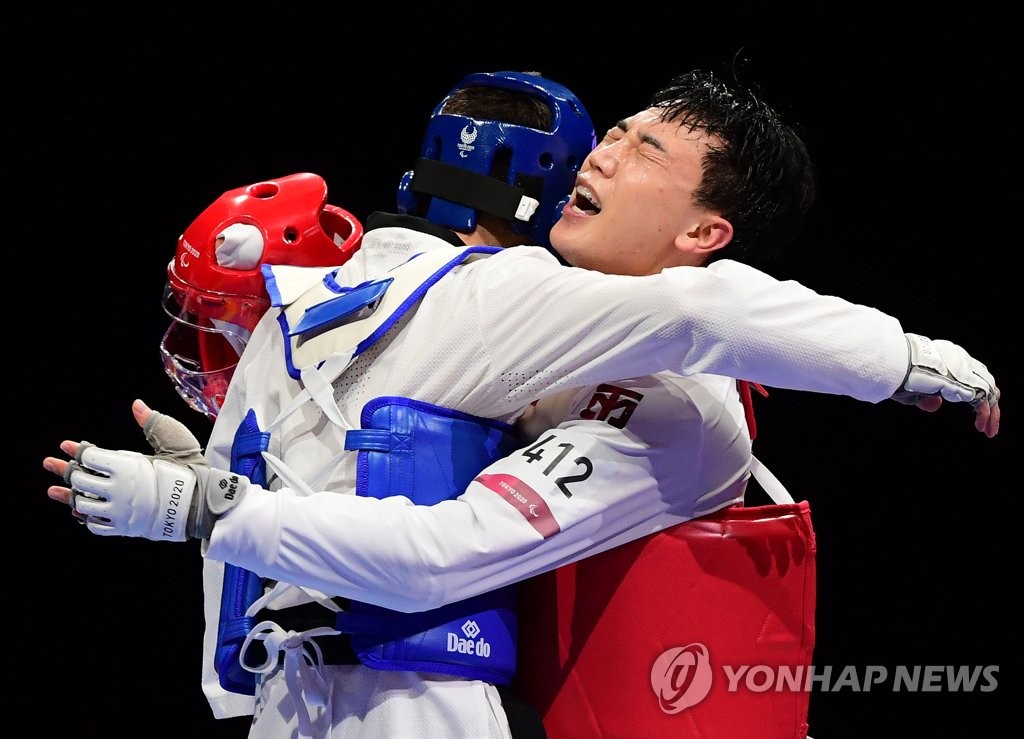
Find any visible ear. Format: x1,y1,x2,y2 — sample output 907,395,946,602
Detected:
681,215,733,257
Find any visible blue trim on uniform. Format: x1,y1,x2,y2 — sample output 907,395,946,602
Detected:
353,246,501,357
277,311,302,380
262,263,283,306
275,244,501,380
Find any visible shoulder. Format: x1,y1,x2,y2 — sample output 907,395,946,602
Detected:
264,265,336,306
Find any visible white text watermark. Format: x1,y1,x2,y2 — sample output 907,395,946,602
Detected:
650,643,998,714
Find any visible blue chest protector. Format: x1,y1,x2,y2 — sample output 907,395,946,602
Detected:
215,410,274,695
214,246,523,693
339,397,520,683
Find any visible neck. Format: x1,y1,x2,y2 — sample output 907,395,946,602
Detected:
457,218,529,248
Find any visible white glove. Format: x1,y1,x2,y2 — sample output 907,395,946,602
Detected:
65,407,247,541
67,446,247,541
892,333,998,408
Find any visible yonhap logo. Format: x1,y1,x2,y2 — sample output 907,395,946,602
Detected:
650,643,1000,715
650,643,713,713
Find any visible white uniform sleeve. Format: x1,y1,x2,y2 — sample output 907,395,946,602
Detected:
454,252,910,405
205,375,749,612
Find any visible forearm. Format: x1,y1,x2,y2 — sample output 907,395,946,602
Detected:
204,425,699,611
474,253,909,403
656,260,909,400
207,489,520,610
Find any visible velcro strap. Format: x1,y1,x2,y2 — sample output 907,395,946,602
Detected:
232,430,272,459
344,429,410,452
411,158,527,222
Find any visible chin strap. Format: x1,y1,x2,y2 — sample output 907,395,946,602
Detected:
410,158,541,224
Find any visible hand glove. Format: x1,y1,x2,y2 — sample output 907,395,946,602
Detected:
141,407,207,466
65,407,248,541
892,333,998,408
66,445,247,541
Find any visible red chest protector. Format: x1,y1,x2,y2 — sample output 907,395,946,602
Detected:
514,382,816,738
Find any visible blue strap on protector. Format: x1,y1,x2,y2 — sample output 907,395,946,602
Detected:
289,277,393,337
346,396,519,503
214,408,271,695
342,397,522,683
335,590,518,684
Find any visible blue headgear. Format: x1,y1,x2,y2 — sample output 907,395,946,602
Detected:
397,71,596,250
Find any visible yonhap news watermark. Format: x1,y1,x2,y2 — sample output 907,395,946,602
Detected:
650,643,999,714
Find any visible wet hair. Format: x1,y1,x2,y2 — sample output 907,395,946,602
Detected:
648,69,816,264
441,78,552,129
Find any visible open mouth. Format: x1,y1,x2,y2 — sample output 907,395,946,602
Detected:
572,185,601,215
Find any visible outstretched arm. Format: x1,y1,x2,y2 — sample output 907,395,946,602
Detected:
43,382,999,612
44,397,729,610
456,253,999,433
891,333,999,437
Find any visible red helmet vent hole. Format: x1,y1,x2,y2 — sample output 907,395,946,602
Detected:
248,182,281,200
283,226,300,244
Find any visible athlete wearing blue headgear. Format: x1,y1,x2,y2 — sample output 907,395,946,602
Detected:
397,71,596,252
45,67,1000,739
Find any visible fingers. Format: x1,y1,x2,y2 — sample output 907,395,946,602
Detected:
58,440,81,458
48,476,112,522
47,485,88,522
143,407,205,462
47,474,101,523
44,444,90,507
974,402,990,435
975,398,1000,438
43,455,69,479
133,398,152,428
971,385,1000,438
44,455,81,515
68,444,120,477
72,490,111,519
47,484,72,505
62,447,119,497
914,396,943,413
43,443,115,502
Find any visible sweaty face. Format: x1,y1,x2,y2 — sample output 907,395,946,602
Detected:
550,107,717,276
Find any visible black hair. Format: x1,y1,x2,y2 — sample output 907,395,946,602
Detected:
648,69,816,265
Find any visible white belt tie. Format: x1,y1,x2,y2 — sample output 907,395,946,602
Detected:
240,620,342,739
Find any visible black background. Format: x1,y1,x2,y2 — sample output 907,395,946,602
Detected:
19,7,1015,738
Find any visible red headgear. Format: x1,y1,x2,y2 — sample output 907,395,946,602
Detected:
161,172,363,419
